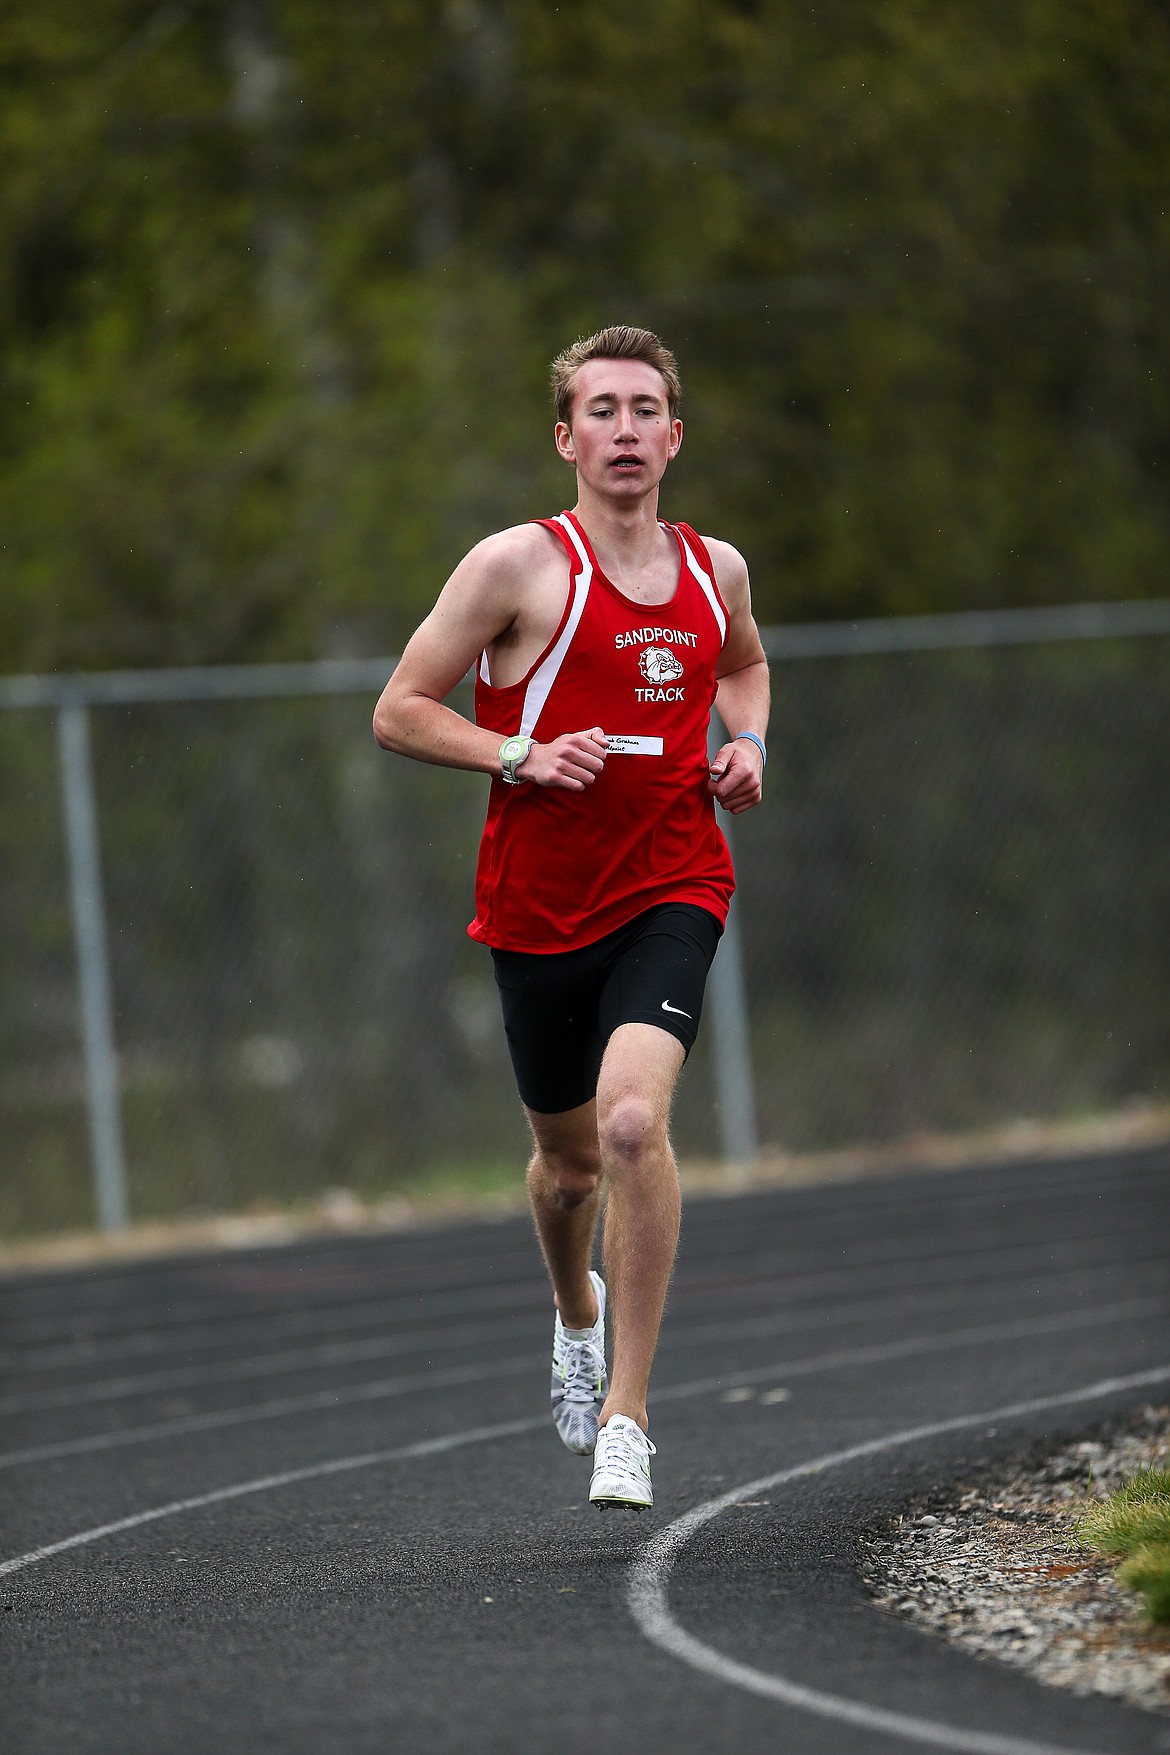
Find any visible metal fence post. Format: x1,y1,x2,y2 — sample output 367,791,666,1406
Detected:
58,701,129,1230
707,717,759,1163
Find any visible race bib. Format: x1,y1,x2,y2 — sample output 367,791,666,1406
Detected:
606,736,664,756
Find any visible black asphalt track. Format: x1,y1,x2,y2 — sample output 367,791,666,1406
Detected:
2,1146,1169,1755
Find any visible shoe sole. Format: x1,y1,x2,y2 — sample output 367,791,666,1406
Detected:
590,1491,652,1511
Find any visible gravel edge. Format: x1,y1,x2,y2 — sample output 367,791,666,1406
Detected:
859,1403,1170,1716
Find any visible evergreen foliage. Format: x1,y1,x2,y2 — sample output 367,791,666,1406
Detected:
3,1,1168,669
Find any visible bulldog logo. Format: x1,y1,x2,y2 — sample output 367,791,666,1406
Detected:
639,646,684,684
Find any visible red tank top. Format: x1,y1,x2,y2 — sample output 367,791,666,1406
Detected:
468,511,736,952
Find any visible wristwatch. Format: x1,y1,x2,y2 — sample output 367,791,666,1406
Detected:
499,735,534,785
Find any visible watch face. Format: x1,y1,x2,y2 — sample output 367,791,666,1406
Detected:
502,739,527,761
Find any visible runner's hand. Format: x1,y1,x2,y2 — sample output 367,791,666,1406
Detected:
520,728,608,790
708,738,763,814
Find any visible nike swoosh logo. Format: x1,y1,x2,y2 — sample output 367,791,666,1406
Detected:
661,1001,692,1018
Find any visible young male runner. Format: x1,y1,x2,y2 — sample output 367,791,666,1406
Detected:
373,326,769,1509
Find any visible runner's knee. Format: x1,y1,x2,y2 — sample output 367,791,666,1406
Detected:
530,1147,601,1210
598,1095,662,1170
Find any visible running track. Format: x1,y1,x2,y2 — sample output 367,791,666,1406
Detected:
2,1147,1169,1754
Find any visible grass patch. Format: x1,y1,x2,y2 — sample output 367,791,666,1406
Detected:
1076,1469,1170,1623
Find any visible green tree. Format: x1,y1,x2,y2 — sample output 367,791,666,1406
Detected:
2,0,1168,670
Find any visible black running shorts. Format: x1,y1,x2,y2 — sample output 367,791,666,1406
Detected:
490,903,724,1115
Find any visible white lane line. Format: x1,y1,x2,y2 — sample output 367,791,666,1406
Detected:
0,1352,537,1469
1,1297,1163,1471
0,1315,541,1414
0,1311,1160,1605
2,1275,550,1371
10,1162,1159,1368
6,1268,1162,1415
672,1285,1168,1364
0,1412,549,1579
628,1362,1170,1755
650,1298,1168,1408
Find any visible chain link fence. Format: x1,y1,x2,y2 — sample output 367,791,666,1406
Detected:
2,604,1168,1239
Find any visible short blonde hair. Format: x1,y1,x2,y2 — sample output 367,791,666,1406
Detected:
550,325,681,428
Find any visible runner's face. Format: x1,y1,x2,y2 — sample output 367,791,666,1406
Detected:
555,359,682,499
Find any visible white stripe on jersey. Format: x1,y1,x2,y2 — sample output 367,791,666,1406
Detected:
518,514,593,738
673,528,727,647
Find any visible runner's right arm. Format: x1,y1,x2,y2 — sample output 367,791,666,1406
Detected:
372,531,608,790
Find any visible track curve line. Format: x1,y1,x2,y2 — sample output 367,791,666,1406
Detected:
3,1315,1165,1591
0,1413,547,1580
2,1295,1162,1472
628,1362,1170,1755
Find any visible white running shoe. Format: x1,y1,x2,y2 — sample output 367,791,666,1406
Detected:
551,1270,608,1455
589,1414,656,1510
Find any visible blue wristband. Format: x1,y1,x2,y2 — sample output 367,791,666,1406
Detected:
735,731,767,767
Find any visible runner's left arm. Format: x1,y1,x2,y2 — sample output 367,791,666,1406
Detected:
706,540,770,816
